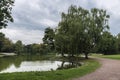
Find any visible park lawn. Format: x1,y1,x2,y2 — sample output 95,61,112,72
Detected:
0,59,100,80
0,55,4,57
100,54,120,60
92,54,120,60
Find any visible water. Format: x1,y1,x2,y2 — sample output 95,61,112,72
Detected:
0,56,82,73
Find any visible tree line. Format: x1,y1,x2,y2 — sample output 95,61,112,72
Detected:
0,34,51,55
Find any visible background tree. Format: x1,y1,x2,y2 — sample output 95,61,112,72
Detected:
1,38,14,52
0,32,5,51
0,33,14,53
14,40,24,54
23,43,48,55
116,33,120,53
97,31,117,55
0,0,14,29
43,27,55,51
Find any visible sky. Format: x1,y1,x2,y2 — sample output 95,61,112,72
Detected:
1,0,120,44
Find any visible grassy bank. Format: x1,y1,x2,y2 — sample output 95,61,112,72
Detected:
92,54,120,60
0,59,100,80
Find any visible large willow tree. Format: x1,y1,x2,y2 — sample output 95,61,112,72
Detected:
55,5,110,59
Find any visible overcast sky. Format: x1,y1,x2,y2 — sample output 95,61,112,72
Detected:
1,0,120,44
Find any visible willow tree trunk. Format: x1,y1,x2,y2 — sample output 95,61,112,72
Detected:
61,52,64,57
85,52,88,59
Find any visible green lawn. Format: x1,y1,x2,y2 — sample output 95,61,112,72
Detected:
0,59,100,80
92,54,120,60
102,55,120,60
0,55,4,57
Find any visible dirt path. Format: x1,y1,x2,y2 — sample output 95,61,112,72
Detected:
74,58,120,80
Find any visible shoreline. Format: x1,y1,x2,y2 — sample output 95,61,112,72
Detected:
0,53,17,57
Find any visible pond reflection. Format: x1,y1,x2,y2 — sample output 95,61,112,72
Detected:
57,61,82,70
0,56,82,73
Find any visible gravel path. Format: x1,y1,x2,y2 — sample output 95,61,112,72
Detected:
74,58,120,80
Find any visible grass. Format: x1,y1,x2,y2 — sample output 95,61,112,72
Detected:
0,59,100,80
0,55,4,57
92,54,120,60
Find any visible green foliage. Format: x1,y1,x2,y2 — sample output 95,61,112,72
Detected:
23,43,49,55
0,32,5,51
14,40,24,54
1,38,14,52
0,0,14,29
94,32,120,55
43,27,55,51
0,32,14,52
0,59,100,80
116,33,120,53
0,38,52,55
97,31,117,55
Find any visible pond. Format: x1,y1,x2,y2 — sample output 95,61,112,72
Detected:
0,56,82,73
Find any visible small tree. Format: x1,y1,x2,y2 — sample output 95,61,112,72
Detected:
14,40,24,54
43,27,55,51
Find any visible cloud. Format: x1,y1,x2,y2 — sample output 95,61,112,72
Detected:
40,19,57,27
1,0,120,44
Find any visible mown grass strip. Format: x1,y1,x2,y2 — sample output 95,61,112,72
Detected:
92,54,120,60
102,55,120,60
